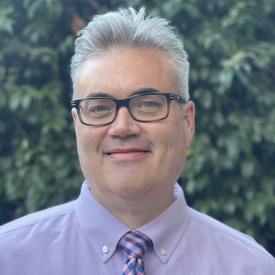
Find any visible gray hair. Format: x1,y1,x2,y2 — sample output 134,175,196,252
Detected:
71,7,189,102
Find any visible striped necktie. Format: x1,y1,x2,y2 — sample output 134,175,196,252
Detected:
118,231,151,275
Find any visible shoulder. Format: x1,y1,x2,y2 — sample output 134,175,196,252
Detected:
0,201,76,237
0,201,82,274
188,207,275,269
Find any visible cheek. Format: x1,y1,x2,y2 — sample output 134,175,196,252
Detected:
162,119,186,162
150,120,186,163
76,125,107,158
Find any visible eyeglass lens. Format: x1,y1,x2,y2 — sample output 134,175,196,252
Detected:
79,94,168,125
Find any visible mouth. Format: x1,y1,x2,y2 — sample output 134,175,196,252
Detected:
106,150,149,155
105,148,150,160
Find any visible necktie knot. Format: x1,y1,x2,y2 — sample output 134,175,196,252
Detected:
118,231,151,260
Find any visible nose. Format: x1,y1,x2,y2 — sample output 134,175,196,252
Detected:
107,106,141,138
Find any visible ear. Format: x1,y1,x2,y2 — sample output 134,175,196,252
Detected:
71,108,78,126
184,101,195,147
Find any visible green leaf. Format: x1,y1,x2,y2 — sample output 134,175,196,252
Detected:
0,6,14,34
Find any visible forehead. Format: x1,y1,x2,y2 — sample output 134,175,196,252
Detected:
76,49,177,99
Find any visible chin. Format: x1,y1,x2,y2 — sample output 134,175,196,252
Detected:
109,179,152,198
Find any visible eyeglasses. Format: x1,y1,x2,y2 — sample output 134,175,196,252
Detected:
71,92,186,126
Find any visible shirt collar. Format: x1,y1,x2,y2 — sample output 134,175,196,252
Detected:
138,183,190,263
75,181,130,263
75,181,190,264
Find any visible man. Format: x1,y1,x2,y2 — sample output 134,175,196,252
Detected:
0,7,274,275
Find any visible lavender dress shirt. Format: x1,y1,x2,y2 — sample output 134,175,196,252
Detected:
0,181,274,274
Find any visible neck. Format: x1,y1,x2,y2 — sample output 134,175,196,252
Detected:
90,184,175,229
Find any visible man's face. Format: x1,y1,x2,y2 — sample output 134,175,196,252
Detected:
72,49,194,206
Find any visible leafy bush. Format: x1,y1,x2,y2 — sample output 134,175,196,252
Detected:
0,0,274,256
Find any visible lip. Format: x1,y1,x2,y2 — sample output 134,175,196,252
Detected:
104,147,150,160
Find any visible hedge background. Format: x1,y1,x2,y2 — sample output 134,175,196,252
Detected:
0,0,275,257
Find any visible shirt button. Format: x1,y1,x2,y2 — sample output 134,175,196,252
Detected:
161,248,167,256
102,246,109,253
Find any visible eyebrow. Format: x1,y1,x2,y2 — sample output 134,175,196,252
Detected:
130,88,161,97
85,92,113,98
85,88,161,99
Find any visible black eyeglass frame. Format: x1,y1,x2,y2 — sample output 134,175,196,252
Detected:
71,92,186,126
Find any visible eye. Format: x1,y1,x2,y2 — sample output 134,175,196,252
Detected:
90,105,110,113
140,101,160,108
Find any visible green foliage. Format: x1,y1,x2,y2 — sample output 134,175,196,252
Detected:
0,0,85,222
0,0,274,257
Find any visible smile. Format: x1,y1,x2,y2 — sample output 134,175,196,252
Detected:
106,150,149,155
105,148,150,160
